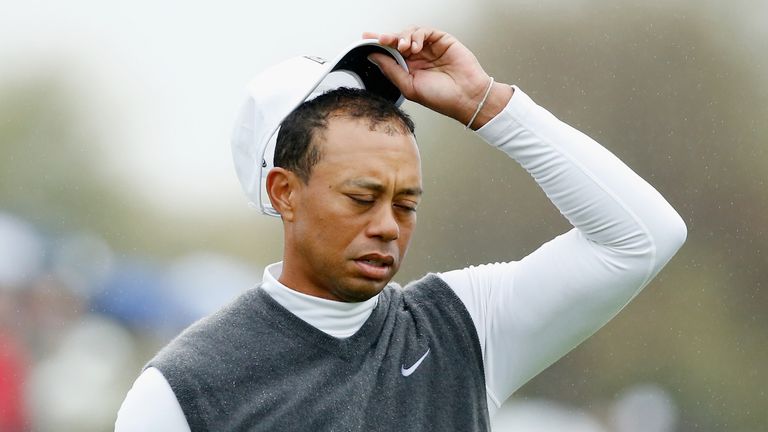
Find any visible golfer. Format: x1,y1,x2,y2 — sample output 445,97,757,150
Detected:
115,26,686,431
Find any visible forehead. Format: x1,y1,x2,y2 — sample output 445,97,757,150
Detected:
317,116,420,164
312,116,421,186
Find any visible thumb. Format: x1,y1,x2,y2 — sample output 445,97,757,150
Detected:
368,53,414,98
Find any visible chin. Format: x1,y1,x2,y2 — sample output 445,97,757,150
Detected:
334,278,390,303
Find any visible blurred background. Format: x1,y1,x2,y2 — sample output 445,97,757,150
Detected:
1,0,766,430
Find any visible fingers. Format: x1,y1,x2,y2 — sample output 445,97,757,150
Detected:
378,33,401,48
367,52,414,98
407,27,430,54
393,26,424,56
363,26,447,57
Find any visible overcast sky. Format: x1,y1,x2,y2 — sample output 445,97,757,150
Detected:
1,0,479,216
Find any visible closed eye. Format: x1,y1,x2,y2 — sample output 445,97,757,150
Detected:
395,202,418,213
348,195,375,205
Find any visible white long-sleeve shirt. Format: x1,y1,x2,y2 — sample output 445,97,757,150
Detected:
115,86,687,431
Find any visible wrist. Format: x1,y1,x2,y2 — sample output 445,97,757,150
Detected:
468,82,514,130
463,77,495,130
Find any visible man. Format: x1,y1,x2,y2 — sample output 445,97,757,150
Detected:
115,26,686,431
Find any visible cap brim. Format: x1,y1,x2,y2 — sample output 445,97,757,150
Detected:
331,42,406,107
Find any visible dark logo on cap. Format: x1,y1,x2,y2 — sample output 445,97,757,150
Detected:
262,159,268,168
303,55,327,64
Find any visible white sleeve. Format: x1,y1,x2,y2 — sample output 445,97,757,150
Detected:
114,367,191,432
439,86,687,412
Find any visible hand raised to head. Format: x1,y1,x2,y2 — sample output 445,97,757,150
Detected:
363,26,512,129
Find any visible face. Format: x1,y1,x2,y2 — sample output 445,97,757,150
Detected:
275,116,422,302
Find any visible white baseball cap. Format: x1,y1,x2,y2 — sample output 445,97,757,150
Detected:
231,39,409,217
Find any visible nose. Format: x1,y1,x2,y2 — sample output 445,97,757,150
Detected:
366,204,400,241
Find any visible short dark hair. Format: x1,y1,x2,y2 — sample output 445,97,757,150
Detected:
274,87,415,182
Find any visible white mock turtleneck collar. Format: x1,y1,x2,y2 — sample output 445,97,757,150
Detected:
260,262,379,338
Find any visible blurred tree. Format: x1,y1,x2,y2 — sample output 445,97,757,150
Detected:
0,75,276,263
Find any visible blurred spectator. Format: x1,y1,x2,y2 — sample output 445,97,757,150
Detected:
611,383,678,432
0,212,41,431
491,398,608,432
0,212,44,290
0,317,30,432
163,252,261,324
90,258,174,333
51,231,114,300
25,315,135,432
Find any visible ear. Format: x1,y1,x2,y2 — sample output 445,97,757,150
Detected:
266,167,300,221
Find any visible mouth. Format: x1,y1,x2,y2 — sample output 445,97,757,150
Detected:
353,253,395,280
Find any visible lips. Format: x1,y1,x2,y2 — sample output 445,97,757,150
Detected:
353,253,395,280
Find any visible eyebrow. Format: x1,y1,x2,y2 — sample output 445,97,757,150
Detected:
342,179,423,197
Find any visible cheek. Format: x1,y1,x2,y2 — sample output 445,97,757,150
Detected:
301,200,361,252
397,220,417,256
